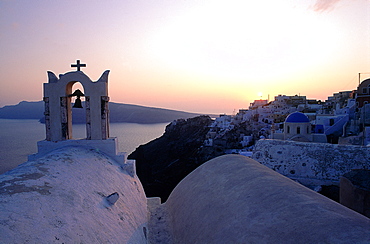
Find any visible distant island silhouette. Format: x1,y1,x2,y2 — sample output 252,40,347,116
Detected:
0,101,206,124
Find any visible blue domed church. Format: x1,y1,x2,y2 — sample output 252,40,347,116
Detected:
273,112,327,143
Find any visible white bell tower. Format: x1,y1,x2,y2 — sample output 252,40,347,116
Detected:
28,61,135,176
43,60,109,141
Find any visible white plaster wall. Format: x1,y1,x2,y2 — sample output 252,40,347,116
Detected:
29,138,122,163
252,139,370,184
164,155,370,243
0,147,148,243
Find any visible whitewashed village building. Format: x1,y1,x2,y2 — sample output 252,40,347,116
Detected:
242,95,310,124
1,62,370,243
211,114,233,130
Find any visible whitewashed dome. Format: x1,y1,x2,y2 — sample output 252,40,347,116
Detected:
0,147,148,243
164,155,370,243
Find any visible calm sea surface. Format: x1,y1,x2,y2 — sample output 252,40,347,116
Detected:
0,119,167,174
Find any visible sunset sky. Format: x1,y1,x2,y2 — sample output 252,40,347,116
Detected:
0,0,369,114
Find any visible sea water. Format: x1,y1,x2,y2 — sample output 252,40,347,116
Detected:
0,119,167,174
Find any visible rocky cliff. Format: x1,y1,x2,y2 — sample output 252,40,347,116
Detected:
128,116,214,202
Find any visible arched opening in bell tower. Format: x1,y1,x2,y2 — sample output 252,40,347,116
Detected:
65,81,87,139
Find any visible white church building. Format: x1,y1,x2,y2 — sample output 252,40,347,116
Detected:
272,111,327,143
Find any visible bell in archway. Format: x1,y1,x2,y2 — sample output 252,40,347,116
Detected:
73,96,83,108
70,89,84,108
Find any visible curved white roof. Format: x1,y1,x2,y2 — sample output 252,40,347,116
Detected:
0,147,148,243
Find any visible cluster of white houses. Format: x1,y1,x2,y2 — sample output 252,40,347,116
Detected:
207,78,370,146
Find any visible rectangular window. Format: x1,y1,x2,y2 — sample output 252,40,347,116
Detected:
363,88,367,94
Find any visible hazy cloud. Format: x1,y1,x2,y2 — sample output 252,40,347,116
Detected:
313,0,341,12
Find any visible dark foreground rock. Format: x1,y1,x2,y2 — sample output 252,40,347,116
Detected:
128,116,214,202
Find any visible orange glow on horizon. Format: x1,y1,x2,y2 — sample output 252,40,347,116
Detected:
0,0,369,114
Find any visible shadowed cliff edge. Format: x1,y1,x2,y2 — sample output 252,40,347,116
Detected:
129,115,214,202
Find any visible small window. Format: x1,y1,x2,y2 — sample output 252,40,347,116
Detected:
363,88,368,94
330,118,335,126
297,126,301,134
287,126,290,133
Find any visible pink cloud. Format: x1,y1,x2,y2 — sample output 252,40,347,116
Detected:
313,0,341,12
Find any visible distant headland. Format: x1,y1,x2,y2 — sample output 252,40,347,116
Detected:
0,101,206,124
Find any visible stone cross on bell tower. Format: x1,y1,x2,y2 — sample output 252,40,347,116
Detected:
71,60,86,71
43,60,110,141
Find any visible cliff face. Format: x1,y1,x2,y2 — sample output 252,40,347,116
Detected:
128,116,214,202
